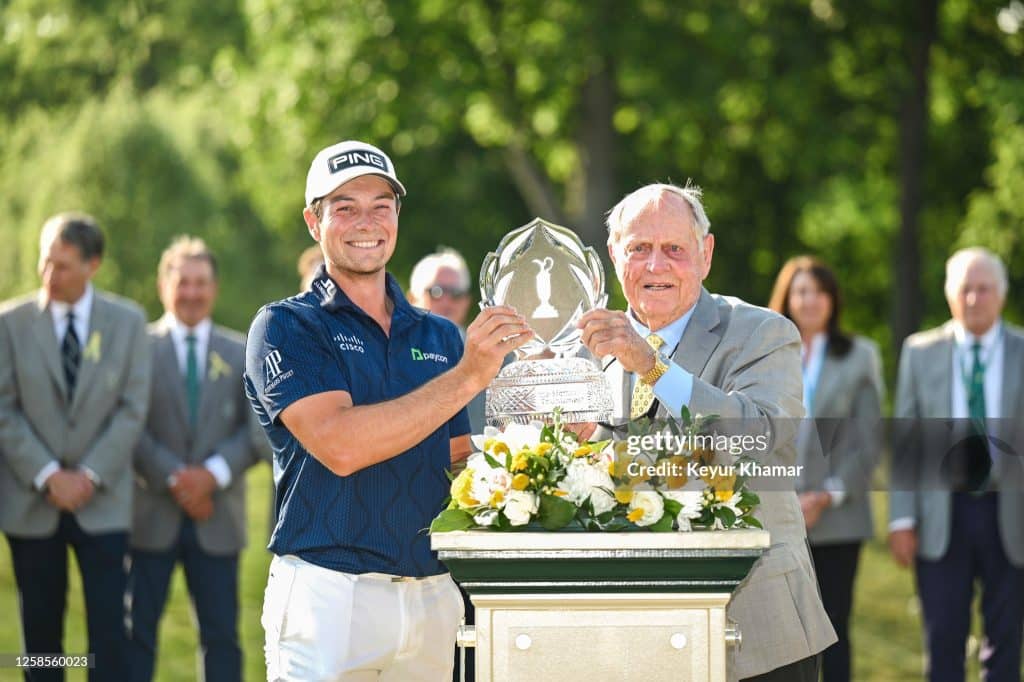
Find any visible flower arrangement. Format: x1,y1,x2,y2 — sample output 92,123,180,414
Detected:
431,409,761,533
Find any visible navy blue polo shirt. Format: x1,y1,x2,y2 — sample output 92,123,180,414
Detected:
244,266,470,577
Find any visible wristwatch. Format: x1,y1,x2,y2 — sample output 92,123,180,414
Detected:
640,356,669,386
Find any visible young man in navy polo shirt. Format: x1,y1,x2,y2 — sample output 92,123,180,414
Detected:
245,140,532,681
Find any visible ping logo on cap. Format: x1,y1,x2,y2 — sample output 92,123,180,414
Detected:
328,150,388,175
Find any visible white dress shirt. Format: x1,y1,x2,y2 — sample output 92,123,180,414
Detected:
164,314,232,489
35,286,98,490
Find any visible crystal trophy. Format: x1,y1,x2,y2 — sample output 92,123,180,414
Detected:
480,218,613,426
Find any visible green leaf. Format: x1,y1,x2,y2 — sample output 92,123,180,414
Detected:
741,490,761,507
648,512,675,532
538,494,576,530
716,506,737,528
429,509,475,533
662,497,683,517
742,515,764,529
445,469,456,482
483,452,502,469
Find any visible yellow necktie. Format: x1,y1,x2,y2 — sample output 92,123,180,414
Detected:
630,334,665,419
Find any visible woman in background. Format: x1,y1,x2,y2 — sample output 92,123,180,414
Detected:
769,256,884,682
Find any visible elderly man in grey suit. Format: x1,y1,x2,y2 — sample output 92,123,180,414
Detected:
0,212,151,681
889,247,1024,681
126,236,262,682
578,184,835,681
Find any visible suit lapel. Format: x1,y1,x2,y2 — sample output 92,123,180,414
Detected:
1001,328,1023,418
811,353,841,418
31,299,68,402
926,325,955,417
671,289,722,379
70,296,106,416
195,330,222,434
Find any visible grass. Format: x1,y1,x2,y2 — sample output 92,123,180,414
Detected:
0,478,998,680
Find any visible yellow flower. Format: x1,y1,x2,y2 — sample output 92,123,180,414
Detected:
536,443,553,455
551,489,568,497
489,489,505,507
450,470,479,509
483,438,497,451
82,331,102,363
573,445,592,458
714,489,735,503
510,453,529,472
512,473,530,490
627,508,644,523
490,442,510,457
614,487,634,504
208,351,231,381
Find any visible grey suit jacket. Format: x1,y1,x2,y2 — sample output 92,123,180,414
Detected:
0,290,151,536
889,321,1024,566
796,336,884,544
603,289,836,679
132,318,263,555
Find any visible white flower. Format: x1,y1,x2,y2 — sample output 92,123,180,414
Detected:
627,491,665,527
662,490,705,531
503,491,539,526
470,421,545,454
463,452,513,508
557,459,616,515
474,509,499,526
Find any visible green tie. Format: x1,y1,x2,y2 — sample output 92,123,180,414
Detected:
964,340,990,491
968,341,987,420
186,333,200,427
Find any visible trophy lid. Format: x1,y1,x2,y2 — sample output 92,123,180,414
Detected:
480,218,607,358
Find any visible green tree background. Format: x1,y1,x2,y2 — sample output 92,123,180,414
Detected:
1,0,1022,678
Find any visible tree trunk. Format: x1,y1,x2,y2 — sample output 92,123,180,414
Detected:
577,58,617,254
894,0,939,350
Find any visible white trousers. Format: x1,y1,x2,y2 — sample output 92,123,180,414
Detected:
262,554,464,682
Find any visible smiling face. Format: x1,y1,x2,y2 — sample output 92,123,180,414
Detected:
608,192,714,331
159,256,217,328
302,174,400,284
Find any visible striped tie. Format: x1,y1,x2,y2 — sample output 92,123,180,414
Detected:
630,334,665,420
62,311,81,401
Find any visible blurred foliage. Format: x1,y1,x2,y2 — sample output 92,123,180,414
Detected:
1,0,1022,388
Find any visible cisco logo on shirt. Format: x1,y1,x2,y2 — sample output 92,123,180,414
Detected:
334,333,365,353
411,348,449,364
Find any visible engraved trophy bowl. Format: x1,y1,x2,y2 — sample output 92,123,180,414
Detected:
480,218,613,427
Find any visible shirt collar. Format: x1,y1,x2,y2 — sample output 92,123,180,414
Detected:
626,305,696,353
49,283,94,325
164,313,212,347
311,264,425,323
802,332,828,364
952,319,1002,352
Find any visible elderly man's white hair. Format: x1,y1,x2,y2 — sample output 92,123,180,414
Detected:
944,246,1008,300
410,247,471,293
605,182,712,252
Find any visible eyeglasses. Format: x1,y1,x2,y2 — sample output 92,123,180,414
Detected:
428,285,469,300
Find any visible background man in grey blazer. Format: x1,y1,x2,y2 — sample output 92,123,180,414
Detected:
889,247,1024,681
0,212,151,681
127,236,263,682
578,184,835,681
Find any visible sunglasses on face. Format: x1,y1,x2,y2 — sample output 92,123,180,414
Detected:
428,285,470,300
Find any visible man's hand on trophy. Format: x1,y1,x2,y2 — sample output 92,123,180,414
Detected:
578,309,657,375
459,305,534,390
